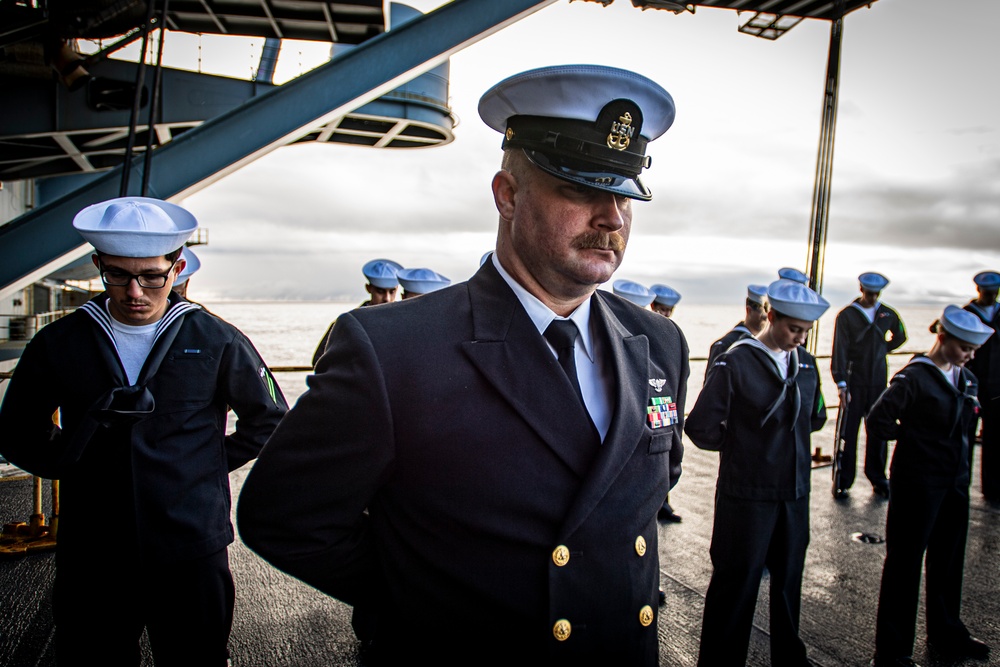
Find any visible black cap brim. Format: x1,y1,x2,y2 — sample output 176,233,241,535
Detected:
523,149,652,201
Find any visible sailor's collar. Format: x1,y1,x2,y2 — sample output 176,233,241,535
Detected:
850,299,881,320
730,337,794,378
730,337,802,429
80,292,201,356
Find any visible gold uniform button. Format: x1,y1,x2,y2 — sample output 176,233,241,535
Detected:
553,619,572,641
639,605,654,627
635,535,647,557
552,545,570,567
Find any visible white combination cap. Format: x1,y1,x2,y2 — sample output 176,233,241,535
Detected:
777,267,809,285
747,284,768,305
650,284,681,307
398,267,450,295
767,279,830,321
175,246,200,286
612,280,655,307
940,305,994,345
363,258,403,289
73,197,198,257
973,271,1000,289
478,64,675,201
859,272,889,292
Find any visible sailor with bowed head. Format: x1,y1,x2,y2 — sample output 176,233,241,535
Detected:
171,245,201,298
687,278,829,667
650,283,681,317
704,283,770,380
830,271,907,498
778,266,810,285
612,279,655,307
868,306,994,666
312,257,403,366
397,267,451,299
361,258,403,306
239,64,688,664
964,270,1000,501
0,196,287,665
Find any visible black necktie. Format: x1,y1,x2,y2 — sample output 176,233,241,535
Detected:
544,319,586,406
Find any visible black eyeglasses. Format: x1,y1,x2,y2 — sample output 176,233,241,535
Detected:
99,260,177,289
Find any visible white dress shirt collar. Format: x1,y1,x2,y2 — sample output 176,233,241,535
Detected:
491,253,595,361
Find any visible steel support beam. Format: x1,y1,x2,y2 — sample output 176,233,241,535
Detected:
805,16,843,354
0,0,557,299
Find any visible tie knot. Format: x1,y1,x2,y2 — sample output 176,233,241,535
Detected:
544,319,579,351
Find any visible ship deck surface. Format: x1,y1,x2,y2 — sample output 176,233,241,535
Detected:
2,418,999,666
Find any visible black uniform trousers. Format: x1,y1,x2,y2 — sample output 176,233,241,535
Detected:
874,479,971,659
840,383,890,490
698,493,810,667
53,547,234,667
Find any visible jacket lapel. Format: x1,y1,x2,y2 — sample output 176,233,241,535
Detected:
558,293,651,539
461,262,598,477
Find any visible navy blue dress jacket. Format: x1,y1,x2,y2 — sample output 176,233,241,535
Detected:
237,261,689,665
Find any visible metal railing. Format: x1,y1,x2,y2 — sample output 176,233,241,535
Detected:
0,310,74,342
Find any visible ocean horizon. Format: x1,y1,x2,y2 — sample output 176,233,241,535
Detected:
202,299,945,407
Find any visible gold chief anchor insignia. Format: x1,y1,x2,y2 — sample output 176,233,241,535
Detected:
607,112,634,151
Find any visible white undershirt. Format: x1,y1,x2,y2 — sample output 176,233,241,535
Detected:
911,356,960,387
108,315,157,385
491,254,614,441
765,347,790,379
858,302,879,323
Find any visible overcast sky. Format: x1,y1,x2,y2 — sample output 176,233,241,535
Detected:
168,0,999,306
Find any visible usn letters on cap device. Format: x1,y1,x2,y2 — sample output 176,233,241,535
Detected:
478,64,675,201
766,279,830,322
612,280,655,307
72,197,198,257
940,305,995,346
363,259,403,289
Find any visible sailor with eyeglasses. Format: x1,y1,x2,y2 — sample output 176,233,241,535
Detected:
0,196,288,666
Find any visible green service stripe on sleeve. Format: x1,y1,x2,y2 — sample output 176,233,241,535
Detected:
258,364,280,406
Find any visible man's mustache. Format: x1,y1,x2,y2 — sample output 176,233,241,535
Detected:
574,232,626,252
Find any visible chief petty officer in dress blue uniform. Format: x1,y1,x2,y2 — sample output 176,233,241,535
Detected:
237,64,689,666
686,279,829,667
704,283,769,381
831,272,907,498
964,270,1000,501
868,306,993,667
312,258,403,365
0,197,287,666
